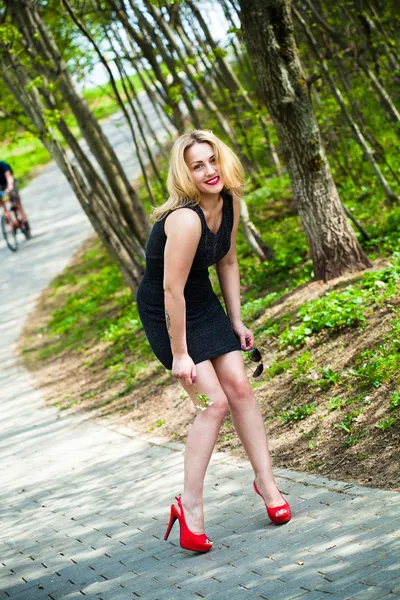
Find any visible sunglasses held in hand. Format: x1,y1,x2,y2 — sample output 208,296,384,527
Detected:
246,346,264,378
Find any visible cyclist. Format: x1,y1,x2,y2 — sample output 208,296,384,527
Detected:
0,160,30,235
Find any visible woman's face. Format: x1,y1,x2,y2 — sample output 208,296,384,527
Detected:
185,143,224,196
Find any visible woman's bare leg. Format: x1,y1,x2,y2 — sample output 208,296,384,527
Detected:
177,359,228,533
212,351,284,507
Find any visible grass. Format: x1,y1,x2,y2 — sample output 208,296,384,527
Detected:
29,240,158,393
261,254,400,350
279,402,317,423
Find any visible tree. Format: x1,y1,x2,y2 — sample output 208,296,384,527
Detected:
1,1,149,291
239,0,372,281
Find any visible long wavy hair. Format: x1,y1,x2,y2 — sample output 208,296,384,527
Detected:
152,130,245,221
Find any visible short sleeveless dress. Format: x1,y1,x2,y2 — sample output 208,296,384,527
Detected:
136,189,241,369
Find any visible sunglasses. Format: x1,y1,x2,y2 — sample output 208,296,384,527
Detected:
246,346,264,378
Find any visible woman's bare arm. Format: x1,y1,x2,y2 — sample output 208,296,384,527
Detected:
164,208,202,384
216,195,254,350
4,170,14,194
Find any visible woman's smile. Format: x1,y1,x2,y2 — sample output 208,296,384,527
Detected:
204,176,220,185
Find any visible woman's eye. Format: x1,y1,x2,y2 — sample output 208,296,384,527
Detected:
194,164,202,170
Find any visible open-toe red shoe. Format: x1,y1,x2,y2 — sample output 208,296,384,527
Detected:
253,481,291,525
164,496,213,553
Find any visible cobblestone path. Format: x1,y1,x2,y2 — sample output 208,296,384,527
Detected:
1,105,399,600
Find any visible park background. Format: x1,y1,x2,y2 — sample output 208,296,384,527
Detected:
1,0,399,491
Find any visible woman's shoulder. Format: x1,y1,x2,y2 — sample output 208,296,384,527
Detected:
164,206,202,236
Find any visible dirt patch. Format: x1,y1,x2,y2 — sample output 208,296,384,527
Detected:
18,243,399,491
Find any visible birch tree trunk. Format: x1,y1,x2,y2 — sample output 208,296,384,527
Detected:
239,0,372,281
0,51,145,291
7,0,150,245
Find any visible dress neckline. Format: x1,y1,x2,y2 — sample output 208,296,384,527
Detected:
198,193,225,236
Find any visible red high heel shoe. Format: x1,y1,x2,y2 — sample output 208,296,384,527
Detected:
164,496,213,553
253,481,291,525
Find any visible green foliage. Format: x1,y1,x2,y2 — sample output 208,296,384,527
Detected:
293,350,314,375
279,402,316,422
33,241,155,393
354,348,400,389
0,70,148,189
289,350,315,390
316,368,342,391
389,392,400,410
279,255,400,348
328,396,346,411
333,412,367,447
265,359,291,378
25,76,44,91
375,417,397,431
196,393,213,411
353,317,400,389
281,287,368,347
241,292,280,321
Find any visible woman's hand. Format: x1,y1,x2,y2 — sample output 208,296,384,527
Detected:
172,353,197,388
231,319,254,351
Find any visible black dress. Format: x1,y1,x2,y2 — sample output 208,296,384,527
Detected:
136,189,241,369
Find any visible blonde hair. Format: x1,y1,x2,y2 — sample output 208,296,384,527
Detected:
152,130,244,221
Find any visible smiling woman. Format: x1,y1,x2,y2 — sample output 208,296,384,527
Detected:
136,130,291,553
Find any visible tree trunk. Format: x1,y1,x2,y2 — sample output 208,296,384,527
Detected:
240,198,274,261
7,0,150,246
0,52,145,291
239,0,372,281
108,0,186,132
61,0,156,206
129,0,202,130
294,7,399,205
142,0,252,166
122,30,178,134
188,0,282,174
359,63,400,132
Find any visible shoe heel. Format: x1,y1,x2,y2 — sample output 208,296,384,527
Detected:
164,506,178,540
164,497,213,553
253,481,291,526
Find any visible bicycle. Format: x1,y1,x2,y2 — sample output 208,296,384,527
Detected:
0,191,31,252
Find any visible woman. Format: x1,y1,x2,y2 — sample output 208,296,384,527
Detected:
136,130,291,553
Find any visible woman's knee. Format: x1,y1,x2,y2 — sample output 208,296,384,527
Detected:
224,374,253,405
200,392,228,419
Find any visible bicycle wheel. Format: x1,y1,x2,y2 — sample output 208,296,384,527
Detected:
1,213,18,252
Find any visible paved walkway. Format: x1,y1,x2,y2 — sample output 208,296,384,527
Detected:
1,109,399,600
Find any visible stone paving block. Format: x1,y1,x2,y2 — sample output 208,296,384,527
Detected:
43,577,84,599
360,568,400,586
8,586,48,600
350,586,395,599
315,566,378,593
328,581,384,600
110,573,163,596
140,587,200,600
294,592,329,600
195,584,258,600
251,577,306,599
